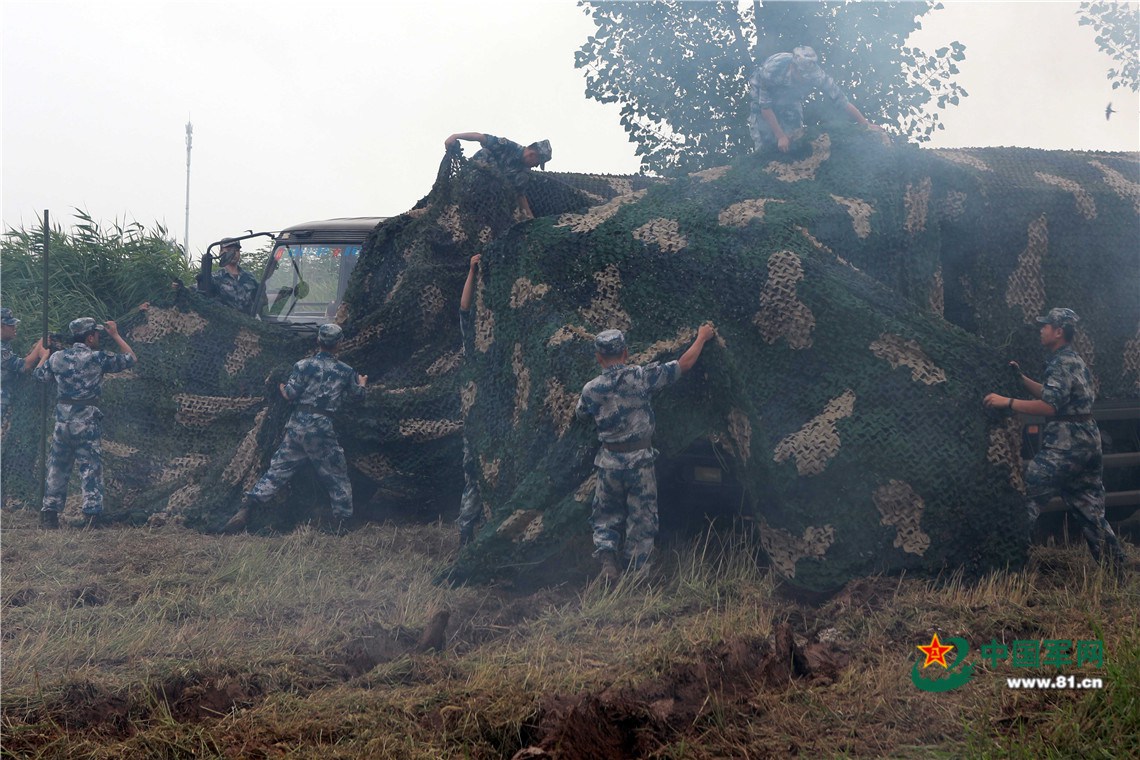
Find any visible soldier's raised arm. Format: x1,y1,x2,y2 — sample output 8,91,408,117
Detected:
104,321,136,362
677,323,716,374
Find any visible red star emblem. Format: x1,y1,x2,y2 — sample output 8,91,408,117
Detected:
917,633,954,669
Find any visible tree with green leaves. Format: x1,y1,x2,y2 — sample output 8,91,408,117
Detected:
1078,1,1139,92
576,0,966,174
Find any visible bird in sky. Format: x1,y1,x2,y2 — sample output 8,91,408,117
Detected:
1105,102,1116,121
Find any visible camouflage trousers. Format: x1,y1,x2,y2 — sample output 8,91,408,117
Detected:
1025,445,1124,564
247,414,353,518
590,463,659,563
748,104,804,152
456,437,482,532
42,418,104,515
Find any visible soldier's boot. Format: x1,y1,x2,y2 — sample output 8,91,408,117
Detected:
1103,527,1128,581
83,514,99,530
332,512,355,535
1080,524,1112,566
223,499,253,534
1110,555,1128,582
629,553,653,573
598,551,621,584
40,510,60,530
458,525,475,547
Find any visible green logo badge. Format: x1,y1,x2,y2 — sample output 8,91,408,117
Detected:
912,632,974,692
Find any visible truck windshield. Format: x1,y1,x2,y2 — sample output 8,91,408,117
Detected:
263,243,360,323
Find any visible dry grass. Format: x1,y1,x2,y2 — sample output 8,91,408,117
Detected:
1,509,1137,759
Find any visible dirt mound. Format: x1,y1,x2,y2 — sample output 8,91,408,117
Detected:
155,670,269,722
515,623,849,759
10,668,274,738
338,623,415,678
32,679,132,735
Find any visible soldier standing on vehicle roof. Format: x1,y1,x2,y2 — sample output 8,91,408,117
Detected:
224,324,367,533
747,45,884,154
34,317,137,529
456,254,483,546
212,237,261,314
443,132,552,219
576,324,717,582
1,306,45,436
983,308,1127,575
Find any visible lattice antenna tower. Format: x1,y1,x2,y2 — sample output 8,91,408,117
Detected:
184,118,193,261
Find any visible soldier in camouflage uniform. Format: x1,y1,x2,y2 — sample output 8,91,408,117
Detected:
212,238,262,314
224,323,367,532
984,308,1126,573
1,306,45,435
34,317,137,529
576,324,716,580
444,132,552,218
457,254,483,545
748,46,884,153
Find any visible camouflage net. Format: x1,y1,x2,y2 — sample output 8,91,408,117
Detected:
2,128,1136,592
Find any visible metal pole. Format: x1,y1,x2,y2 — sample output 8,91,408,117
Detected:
184,120,193,261
36,210,50,513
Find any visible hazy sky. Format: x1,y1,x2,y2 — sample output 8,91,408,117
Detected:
3,1,1137,258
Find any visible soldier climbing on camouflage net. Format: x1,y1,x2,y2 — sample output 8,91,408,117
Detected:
983,307,1127,576
443,132,552,218
747,45,884,154
457,253,483,546
34,317,138,529
212,237,262,315
576,324,717,581
1,306,43,436
224,323,367,533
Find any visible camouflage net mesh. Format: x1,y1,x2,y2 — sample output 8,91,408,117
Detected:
2,128,1137,592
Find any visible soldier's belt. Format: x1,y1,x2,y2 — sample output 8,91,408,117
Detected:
603,437,652,453
296,404,333,417
1048,414,1094,423
57,397,95,409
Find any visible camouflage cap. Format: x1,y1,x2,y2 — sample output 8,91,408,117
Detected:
68,317,106,337
529,139,552,169
0,306,19,326
1035,307,1080,328
317,323,344,346
792,46,821,75
594,329,626,357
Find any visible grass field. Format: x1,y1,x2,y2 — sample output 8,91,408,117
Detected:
1,509,1137,759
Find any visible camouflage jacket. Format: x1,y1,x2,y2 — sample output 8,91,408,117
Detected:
212,267,260,314
1,340,29,410
471,135,531,193
1040,345,1099,454
33,342,135,423
575,361,681,469
282,351,364,416
749,52,849,116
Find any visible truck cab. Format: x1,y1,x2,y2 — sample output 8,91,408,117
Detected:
259,217,384,327
200,217,384,329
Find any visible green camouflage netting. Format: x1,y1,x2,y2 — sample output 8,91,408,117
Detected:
2,127,1136,591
